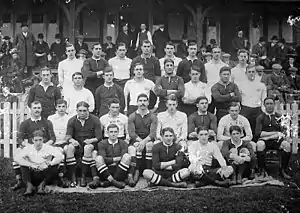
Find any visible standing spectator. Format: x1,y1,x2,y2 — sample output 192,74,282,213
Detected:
77,49,88,62
74,35,89,55
58,44,83,95
231,49,248,84
277,38,290,64
103,36,116,60
176,34,188,59
64,72,94,116
95,67,125,117
181,65,211,116
159,42,182,76
49,34,66,68
135,23,152,53
108,42,132,88
125,63,158,115
252,37,267,64
211,66,241,122
232,30,247,59
14,23,36,78
222,53,235,69
154,58,184,113
34,33,49,68
188,96,217,140
177,42,206,83
82,43,109,94
116,23,132,53
206,39,217,53
130,40,161,82
267,35,279,66
28,67,61,119
238,65,267,134
153,24,170,59
282,54,300,76
0,36,13,68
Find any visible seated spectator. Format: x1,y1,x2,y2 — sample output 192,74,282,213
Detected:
128,94,157,186
65,101,102,187
48,99,74,188
221,126,256,185
74,35,89,55
203,52,212,64
222,53,235,69
188,96,217,141
211,66,241,122
156,94,187,147
103,36,116,60
89,124,136,189
77,49,88,61
255,65,271,90
100,99,129,141
0,35,13,68
255,97,291,179
11,101,56,191
188,126,233,187
14,130,63,196
287,67,300,91
181,65,211,116
154,58,184,113
176,34,188,59
34,33,49,68
0,86,18,107
49,33,66,68
143,127,190,188
268,64,292,103
282,54,299,76
217,102,255,151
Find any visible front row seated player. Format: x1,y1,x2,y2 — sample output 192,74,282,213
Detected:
188,126,234,187
14,130,64,196
88,124,136,189
143,127,190,188
65,101,102,187
255,97,292,179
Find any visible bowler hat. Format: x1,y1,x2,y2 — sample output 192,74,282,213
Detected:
270,35,278,41
3,36,10,40
37,33,44,39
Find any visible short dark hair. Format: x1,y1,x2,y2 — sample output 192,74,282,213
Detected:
228,102,240,110
167,94,177,102
108,99,120,107
161,127,176,138
188,42,197,47
219,66,231,74
196,96,208,104
103,66,114,74
133,62,144,70
40,67,51,74
107,123,119,131
164,58,174,65
30,101,42,108
237,49,248,55
142,40,151,46
246,64,256,72
190,65,201,73
92,43,101,49
65,44,74,51
165,41,175,48
76,101,89,109
32,130,44,138
263,97,275,104
196,126,209,134
229,125,242,134
56,99,67,106
72,72,83,79
117,42,127,49
137,93,148,101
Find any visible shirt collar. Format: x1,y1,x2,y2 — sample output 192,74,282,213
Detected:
265,111,275,116
141,54,151,59
163,142,173,147
218,81,230,87
108,139,119,145
197,111,208,116
31,117,42,122
230,139,243,148
77,115,89,121
136,109,150,117
116,56,128,60
39,82,53,87
104,82,114,88
186,56,198,61
92,56,101,61
164,73,176,78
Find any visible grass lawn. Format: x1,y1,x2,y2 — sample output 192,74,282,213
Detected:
1,157,300,213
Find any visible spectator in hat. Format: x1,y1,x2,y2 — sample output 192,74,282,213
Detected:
232,30,248,59
267,35,279,65
14,23,36,78
206,39,217,53
277,38,290,64
176,34,189,59
0,36,13,68
135,24,152,54
103,36,116,60
116,23,132,53
74,34,89,55
77,49,88,61
34,33,49,68
152,23,170,59
282,54,300,76
203,52,212,64
287,67,300,91
255,65,271,91
252,37,267,63
49,33,66,68
222,53,235,68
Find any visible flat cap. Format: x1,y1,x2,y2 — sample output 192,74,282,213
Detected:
255,65,265,71
222,53,231,58
288,67,298,72
77,49,88,55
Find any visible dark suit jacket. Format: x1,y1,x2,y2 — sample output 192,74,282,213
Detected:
152,29,170,59
252,43,267,57
282,62,300,76
176,41,188,59
74,42,89,54
287,75,300,90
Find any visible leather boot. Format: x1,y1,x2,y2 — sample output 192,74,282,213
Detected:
111,179,125,189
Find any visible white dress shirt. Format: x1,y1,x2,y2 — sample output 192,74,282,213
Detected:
205,60,227,89
48,113,72,143
231,65,247,83
108,56,132,80
100,113,128,138
183,81,211,104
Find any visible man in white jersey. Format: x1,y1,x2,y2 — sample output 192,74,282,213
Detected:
159,42,182,76
124,63,158,115
231,49,248,83
108,43,132,88
237,64,267,134
58,44,83,95
64,72,95,116
100,99,129,141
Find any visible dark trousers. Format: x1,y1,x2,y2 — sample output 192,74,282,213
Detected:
21,166,58,186
241,106,262,134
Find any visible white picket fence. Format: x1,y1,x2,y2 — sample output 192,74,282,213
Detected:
0,98,299,158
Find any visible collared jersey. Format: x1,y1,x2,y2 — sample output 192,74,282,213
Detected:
48,113,72,143
100,113,128,138
183,81,211,103
159,56,182,76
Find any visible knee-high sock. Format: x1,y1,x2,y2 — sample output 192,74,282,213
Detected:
149,173,173,187
66,157,77,179
237,163,247,177
114,162,130,181
90,160,98,178
12,161,21,178
97,164,112,181
280,151,291,170
145,152,152,169
58,158,66,177
171,171,184,183
129,156,137,175
256,151,266,170
81,156,93,177
136,152,142,169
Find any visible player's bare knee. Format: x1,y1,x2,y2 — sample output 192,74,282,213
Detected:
280,141,291,152
121,153,131,165
142,169,153,179
128,146,136,156
256,140,265,152
83,144,94,156
95,155,105,166
146,142,154,152
180,168,190,177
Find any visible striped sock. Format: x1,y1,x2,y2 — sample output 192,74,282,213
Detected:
114,162,130,181
171,171,183,183
136,151,142,169
145,152,152,169
149,173,172,187
97,164,111,180
12,161,21,176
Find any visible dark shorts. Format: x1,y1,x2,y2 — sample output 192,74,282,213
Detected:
154,169,178,180
53,143,67,149
99,165,128,182
264,139,283,150
74,142,98,160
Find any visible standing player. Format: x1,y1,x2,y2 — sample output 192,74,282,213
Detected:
159,42,182,76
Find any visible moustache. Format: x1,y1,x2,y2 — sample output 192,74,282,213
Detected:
141,104,146,107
